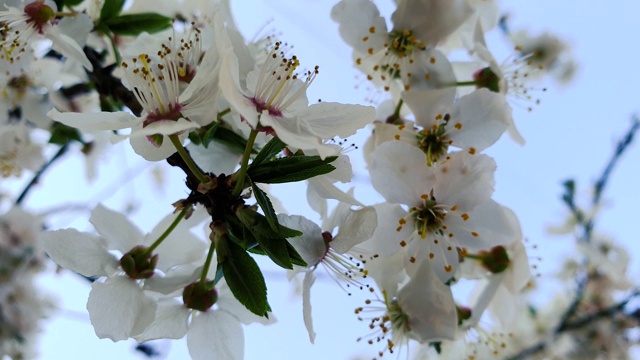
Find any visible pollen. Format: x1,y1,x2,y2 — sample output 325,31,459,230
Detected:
461,213,470,221
468,147,476,155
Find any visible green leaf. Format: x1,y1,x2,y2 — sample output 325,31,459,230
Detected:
218,237,268,317
211,126,255,154
201,122,220,148
249,178,278,232
49,122,83,145
188,131,203,146
250,137,287,167
105,13,173,36
247,156,337,184
63,0,85,6
100,0,125,22
287,242,307,267
235,207,293,269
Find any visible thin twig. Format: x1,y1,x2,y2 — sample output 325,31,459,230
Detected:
15,144,69,205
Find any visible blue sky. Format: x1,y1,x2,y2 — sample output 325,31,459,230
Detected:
33,0,640,359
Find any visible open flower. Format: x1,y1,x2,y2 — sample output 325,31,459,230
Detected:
48,21,226,160
42,204,207,341
0,0,92,71
220,41,374,159
331,0,471,92
368,141,521,280
355,260,457,357
278,201,377,343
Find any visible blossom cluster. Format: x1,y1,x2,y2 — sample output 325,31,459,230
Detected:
0,0,610,359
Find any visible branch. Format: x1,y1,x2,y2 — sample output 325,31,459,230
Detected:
15,144,69,205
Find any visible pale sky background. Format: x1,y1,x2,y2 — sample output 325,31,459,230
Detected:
25,0,640,359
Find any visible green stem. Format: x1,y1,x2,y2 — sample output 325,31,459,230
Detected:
454,80,478,87
232,129,259,196
200,239,216,285
145,207,188,255
169,134,209,184
106,31,121,65
392,99,404,118
217,108,231,120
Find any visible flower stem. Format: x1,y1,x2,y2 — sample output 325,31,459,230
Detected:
145,207,188,255
169,134,209,184
200,239,216,285
392,99,404,119
106,31,122,66
217,108,231,120
232,129,259,196
453,80,478,87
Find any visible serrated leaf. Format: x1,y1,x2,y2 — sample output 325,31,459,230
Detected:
218,237,268,316
100,0,125,22
250,137,287,167
287,242,307,267
249,178,278,232
235,208,293,269
105,13,172,36
248,156,337,184
49,122,83,145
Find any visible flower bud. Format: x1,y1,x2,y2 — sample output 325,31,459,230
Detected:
119,246,158,279
182,281,218,312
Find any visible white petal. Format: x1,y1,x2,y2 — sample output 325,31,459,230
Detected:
402,88,455,128
48,108,142,132
90,204,144,254
129,129,188,161
451,200,521,250
302,270,317,343
331,0,388,53
134,299,190,342
359,203,412,257
397,261,457,342
331,206,378,254
259,112,338,160
131,119,198,137
87,277,157,341
307,177,363,210
216,283,276,325
41,229,116,277
144,212,207,271
277,214,326,266
45,28,93,70
392,0,473,47
369,141,435,206
434,151,496,210
303,102,375,139
187,310,244,360
219,51,259,128
449,89,510,151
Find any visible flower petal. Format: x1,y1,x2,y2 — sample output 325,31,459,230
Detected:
41,229,116,277
187,310,244,360
302,270,317,343
48,108,142,132
134,299,190,342
90,204,144,254
87,277,157,341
